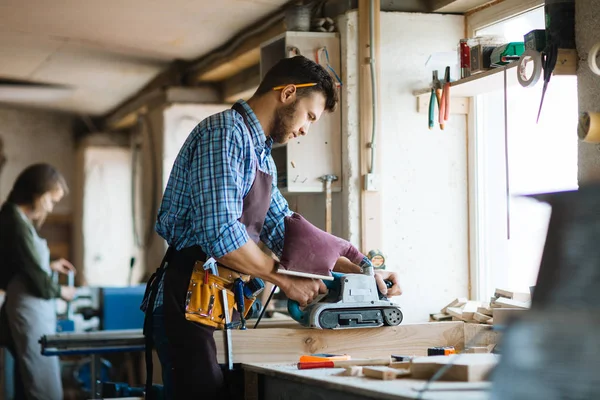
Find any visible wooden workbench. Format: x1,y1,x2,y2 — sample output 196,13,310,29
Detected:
214,321,499,364
242,362,491,400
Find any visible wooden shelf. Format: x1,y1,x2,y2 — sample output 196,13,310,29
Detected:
413,61,520,99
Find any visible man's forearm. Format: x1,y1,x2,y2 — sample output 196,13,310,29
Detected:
217,241,287,288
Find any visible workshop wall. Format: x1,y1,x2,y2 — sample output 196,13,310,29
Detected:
577,0,600,182
339,11,469,323
0,106,75,213
74,133,141,287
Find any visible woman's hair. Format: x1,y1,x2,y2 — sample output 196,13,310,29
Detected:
8,163,68,206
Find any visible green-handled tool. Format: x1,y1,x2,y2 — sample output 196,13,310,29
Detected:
428,71,442,130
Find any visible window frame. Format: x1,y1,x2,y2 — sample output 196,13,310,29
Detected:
466,0,546,299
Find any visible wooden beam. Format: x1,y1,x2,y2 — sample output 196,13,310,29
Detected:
103,86,221,130
185,21,286,84
213,322,466,364
431,0,497,13
358,0,383,253
222,64,261,103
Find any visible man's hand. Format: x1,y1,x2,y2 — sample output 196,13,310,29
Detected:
374,270,402,297
50,258,76,275
279,276,328,308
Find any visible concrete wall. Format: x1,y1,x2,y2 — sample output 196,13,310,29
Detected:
0,106,74,213
577,0,600,182
339,11,469,323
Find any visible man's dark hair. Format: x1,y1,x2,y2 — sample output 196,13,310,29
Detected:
8,163,68,206
255,55,338,112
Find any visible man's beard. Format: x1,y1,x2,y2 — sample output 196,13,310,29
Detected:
270,101,297,144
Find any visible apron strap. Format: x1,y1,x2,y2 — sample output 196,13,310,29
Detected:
142,246,173,399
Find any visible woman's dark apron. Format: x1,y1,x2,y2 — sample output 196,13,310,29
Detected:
142,102,272,399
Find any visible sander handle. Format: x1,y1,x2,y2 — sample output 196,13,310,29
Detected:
287,272,343,326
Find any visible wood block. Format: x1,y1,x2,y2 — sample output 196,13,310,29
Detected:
494,288,531,303
477,306,493,317
493,308,528,326
446,307,465,320
339,366,363,376
494,298,530,310
494,288,513,299
410,354,499,382
461,302,479,321
416,94,469,115
553,48,578,75
463,346,491,354
485,318,493,325
389,361,412,369
362,366,411,380
463,324,501,350
473,312,492,323
441,297,468,314
430,313,453,322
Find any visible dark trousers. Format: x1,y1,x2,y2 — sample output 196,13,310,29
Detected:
156,246,243,400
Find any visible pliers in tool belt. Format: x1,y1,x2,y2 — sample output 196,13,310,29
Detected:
428,71,443,130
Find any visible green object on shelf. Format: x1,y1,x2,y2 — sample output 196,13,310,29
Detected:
490,42,526,67
524,29,546,52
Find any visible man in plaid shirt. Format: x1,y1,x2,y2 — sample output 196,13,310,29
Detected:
142,56,402,399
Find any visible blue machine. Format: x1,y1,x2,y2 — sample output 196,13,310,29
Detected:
100,285,146,330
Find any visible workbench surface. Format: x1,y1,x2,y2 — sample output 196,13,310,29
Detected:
242,363,491,400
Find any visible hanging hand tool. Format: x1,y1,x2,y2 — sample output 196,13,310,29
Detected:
536,44,558,123
428,71,442,130
319,174,339,233
439,67,451,130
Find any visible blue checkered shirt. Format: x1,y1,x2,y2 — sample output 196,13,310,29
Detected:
151,100,292,310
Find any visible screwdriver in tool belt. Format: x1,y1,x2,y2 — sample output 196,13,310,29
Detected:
234,278,246,330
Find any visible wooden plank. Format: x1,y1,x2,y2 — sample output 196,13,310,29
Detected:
416,94,469,115
188,21,286,83
358,0,383,252
362,366,411,380
413,62,520,99
553,48,578,76
432,0,496,13
473,312,492,323
441,297,468,314
493,297,530,309
410,354,499,382
466,0,545,35
214,322,465,364
463,323,500,349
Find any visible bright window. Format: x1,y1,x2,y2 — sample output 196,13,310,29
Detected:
471,7,578,299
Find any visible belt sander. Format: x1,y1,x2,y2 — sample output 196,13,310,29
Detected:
272,212,403,329
287,271,403,329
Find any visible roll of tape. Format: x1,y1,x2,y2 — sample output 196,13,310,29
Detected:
578,112,600,143
517,50,543,88
589,42,600,76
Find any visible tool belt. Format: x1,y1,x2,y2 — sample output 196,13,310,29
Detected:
184,261,257,330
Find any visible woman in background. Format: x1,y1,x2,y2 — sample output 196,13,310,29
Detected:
0,163,77,400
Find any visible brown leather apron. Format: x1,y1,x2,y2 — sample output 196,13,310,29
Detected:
161,102,272,399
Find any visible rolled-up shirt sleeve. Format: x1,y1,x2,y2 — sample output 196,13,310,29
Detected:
260,157,293,259
189,126,251,258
